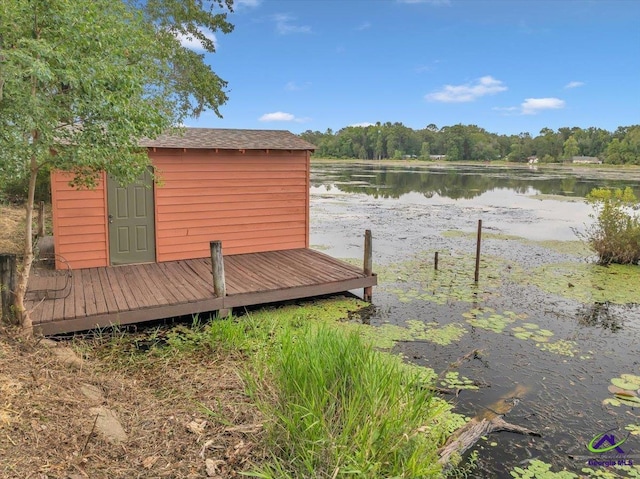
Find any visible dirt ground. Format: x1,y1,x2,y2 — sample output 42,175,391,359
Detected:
0,327,265,479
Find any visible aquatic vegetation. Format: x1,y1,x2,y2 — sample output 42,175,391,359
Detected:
537,339,578,357
626,424,640,436
522,262,640,304
405,319,468,345
511,323,555,343
441,230,591,257
510,459,578,478
605,373,640,407
463,307,527,334
382,250,510,305
440,371,478,390
581,465,640,478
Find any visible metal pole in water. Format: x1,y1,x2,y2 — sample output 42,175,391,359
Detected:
363,229,373,302
474,220,482,283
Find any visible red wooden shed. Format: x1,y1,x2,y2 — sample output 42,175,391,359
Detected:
51,128,315,270
28,128,376,335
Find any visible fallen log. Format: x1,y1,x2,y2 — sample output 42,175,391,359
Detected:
437,384,541,466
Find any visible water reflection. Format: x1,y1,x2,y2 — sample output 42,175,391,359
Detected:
311,163,640,200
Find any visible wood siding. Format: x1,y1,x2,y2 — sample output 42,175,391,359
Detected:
50,148,310,269
51,170,109,269
152,149,309,261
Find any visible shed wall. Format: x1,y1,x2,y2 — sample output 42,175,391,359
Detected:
150,148,308,261
51,170,109,270
51,149,310,269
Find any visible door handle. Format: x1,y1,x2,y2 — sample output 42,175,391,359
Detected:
108,214,114,224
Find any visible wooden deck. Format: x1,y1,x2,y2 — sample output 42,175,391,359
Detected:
26,249,377,335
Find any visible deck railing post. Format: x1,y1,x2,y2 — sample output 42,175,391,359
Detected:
210,241,230,317
0,253,17,324
210,241,226,298
363,229,373,302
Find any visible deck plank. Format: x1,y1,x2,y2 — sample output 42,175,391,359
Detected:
97,267,119,313
30,248,376,335
104,267,131,311
156,262,198,302
89,268,108,315
135,263,170,306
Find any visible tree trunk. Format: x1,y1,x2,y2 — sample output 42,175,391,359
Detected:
13,155,38,335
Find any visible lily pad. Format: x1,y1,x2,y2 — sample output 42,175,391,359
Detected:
608,385,638,397
614,394,640,405
620,374,640,386
611,377,640,391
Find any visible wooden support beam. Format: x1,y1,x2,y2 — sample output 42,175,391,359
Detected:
38,201,45,238
210,241,226,300
0,254,17,324
363,229,373,302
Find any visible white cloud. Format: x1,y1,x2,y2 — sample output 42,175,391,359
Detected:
426,76,507,103
357,21,371,31
272,14,312,34
349,122,375,128
285,81,311,91
521,98,566,115
236,0,261,7
175,28,217,51
565,81,585,89
259,111,310,123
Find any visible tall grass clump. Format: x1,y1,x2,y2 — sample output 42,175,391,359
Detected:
251,325,448,479
583,187,640,265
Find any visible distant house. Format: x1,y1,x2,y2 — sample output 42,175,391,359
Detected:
571,156,602,164
429,154,446,160
50,128,317,270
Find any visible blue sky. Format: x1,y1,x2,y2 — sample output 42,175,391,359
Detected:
185,0,640,136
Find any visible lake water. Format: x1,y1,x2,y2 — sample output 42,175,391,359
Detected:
309,162,640,478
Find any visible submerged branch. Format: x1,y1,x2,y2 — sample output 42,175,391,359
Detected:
437,384,540,468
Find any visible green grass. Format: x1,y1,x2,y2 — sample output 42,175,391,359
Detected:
247,325,449,479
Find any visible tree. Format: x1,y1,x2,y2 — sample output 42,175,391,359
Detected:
0,0,233,332
562,136,580,159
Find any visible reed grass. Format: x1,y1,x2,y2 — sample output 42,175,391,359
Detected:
249,325,447,478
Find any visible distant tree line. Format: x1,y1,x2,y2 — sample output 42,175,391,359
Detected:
299,123,640,165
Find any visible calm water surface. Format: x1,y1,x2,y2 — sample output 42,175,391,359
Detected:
309,162,640,478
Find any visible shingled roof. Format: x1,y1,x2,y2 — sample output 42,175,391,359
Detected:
140,128,316,150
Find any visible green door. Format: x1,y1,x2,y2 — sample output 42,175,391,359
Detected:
107,169,155,265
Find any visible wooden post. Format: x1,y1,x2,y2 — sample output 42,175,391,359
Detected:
0,254,17,323
37,201,45,238
474,220,482,283
363,229,373,302
210,241,230,317
434,252,439,271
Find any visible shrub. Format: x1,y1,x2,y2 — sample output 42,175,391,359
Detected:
583,187,640,265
